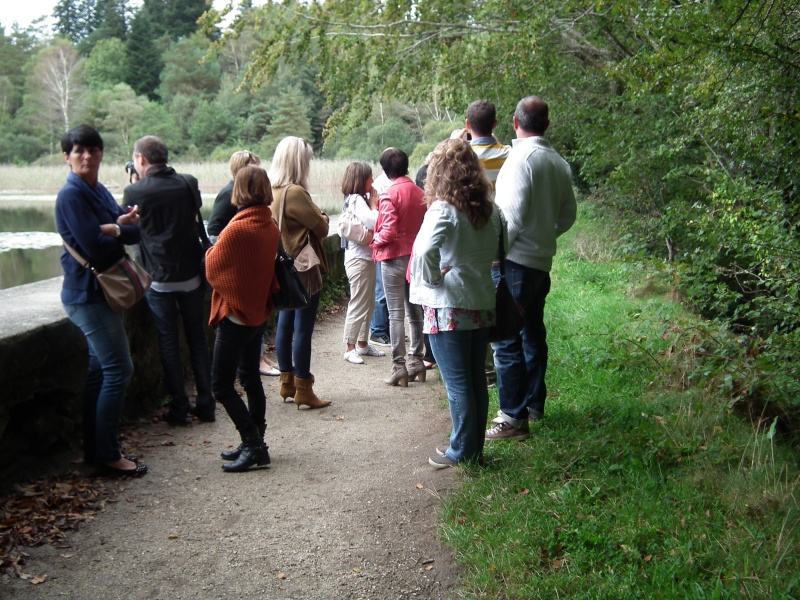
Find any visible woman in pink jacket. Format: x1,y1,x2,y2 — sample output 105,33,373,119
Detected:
371,148,427,386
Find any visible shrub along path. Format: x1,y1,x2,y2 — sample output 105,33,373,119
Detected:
2,307,461,599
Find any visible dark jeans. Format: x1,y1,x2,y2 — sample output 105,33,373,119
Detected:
430,327,491,463
146,286,212,418
370,265,389,337
64,301,134,464
211,318,267,441
491,260,551,427
275,291,321,378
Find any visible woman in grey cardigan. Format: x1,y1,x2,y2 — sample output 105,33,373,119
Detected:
410,138,506,469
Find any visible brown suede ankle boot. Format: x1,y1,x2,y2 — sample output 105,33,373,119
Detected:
293,374,331,409
279,371,296,402
406,356,426,382
384,363,409,387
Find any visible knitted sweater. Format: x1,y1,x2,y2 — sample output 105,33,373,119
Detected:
206,204,280,326
494,136,576,272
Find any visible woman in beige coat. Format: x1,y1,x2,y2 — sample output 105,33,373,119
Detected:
269,136,332,409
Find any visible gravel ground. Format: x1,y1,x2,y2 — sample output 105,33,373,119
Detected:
3,309,461,599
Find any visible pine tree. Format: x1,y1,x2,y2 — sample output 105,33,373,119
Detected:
53,0,90,44
125,8,164,99
164,0,206,40
263,85,312,155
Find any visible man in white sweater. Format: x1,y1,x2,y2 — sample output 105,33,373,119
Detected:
486,96,577,440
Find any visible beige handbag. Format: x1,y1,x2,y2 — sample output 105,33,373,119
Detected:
63,240,152,311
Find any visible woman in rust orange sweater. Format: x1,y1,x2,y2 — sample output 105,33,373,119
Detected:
206,166,280,472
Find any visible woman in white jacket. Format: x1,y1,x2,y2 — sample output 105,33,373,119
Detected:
410,139,506,468
341,162,385,364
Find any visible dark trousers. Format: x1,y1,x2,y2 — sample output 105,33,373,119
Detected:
211,318,267,442
146,286,212,418
491,260,551,424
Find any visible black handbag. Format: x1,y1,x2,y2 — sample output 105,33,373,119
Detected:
271,239,309,310
489,232,525,343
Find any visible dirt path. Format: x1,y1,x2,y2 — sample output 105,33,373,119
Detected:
4,309,460,599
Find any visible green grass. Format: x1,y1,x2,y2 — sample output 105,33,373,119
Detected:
439,204,800,599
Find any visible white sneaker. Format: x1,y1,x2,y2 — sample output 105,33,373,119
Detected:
356,344,385,357
343,349,364,364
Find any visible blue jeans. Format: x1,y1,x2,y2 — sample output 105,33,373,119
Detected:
64,301,134,464
430,327,491,463
211,319,267,441
146,286,212,418
370,265,389,337
491,261,551,427
275,291,321,379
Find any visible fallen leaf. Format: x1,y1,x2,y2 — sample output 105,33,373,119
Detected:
519,488,530,496
168,535,179,540
31,574,48,584
423,565,433,571
277,572,287,579
415,483,424,489
160,441,176,446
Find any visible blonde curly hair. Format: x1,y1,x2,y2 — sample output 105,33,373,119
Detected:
424,138,494,228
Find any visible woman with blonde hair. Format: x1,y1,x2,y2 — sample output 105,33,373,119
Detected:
269,136,332,409
340,161,384,364
409,138,505,468
207,150,262,244
206,165,280,472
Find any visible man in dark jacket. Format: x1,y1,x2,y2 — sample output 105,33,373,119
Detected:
124,136,214,424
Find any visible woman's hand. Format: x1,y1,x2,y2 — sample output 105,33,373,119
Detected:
117,205,140,226
100,224,119,237
367,188,380,210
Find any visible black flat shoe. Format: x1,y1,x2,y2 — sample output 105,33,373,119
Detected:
162,410,188,426
189,405,216,422
98,462,148,478
124,455,139,463
220,444,242,461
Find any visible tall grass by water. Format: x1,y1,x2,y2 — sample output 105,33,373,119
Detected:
0,159,360,215
440,204,799,598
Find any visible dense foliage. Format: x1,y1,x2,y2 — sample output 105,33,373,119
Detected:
214,0,800,409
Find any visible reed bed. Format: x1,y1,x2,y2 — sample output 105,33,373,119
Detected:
0,158,369,215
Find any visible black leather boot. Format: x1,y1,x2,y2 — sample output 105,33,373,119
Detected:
221,443,270,472
220,444,242,461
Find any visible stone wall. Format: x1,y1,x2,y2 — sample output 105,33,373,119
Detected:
0,233,343,482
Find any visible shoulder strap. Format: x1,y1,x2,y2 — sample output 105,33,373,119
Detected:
496,214,507,277
275,185,290,233
180,174,211,247
62,239,91,270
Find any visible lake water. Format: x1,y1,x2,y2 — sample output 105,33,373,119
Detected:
0,197,213,290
